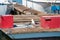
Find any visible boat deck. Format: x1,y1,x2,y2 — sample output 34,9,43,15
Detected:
1,26,60,39
2,26,60,34
1,4,60,39
2,15,60,35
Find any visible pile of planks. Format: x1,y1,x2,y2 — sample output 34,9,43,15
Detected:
13,15,40,24
14,4,49,15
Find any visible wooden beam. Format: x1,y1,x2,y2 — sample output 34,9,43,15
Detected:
14,4,48,15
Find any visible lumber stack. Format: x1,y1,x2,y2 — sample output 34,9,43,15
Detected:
14,4,49,15
13,15,39,23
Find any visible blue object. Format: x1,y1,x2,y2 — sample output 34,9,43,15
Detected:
59,6,60,10
56,6,60,10
51,5,57,11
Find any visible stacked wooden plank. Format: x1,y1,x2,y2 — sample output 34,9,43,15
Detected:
14,4,50,15
13,15,39,23
14,4,60,16
14,4,28,12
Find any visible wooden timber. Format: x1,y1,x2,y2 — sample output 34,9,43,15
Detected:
14,4,50,15
13,15,39,23
14,4,28,12
13,4,60,16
